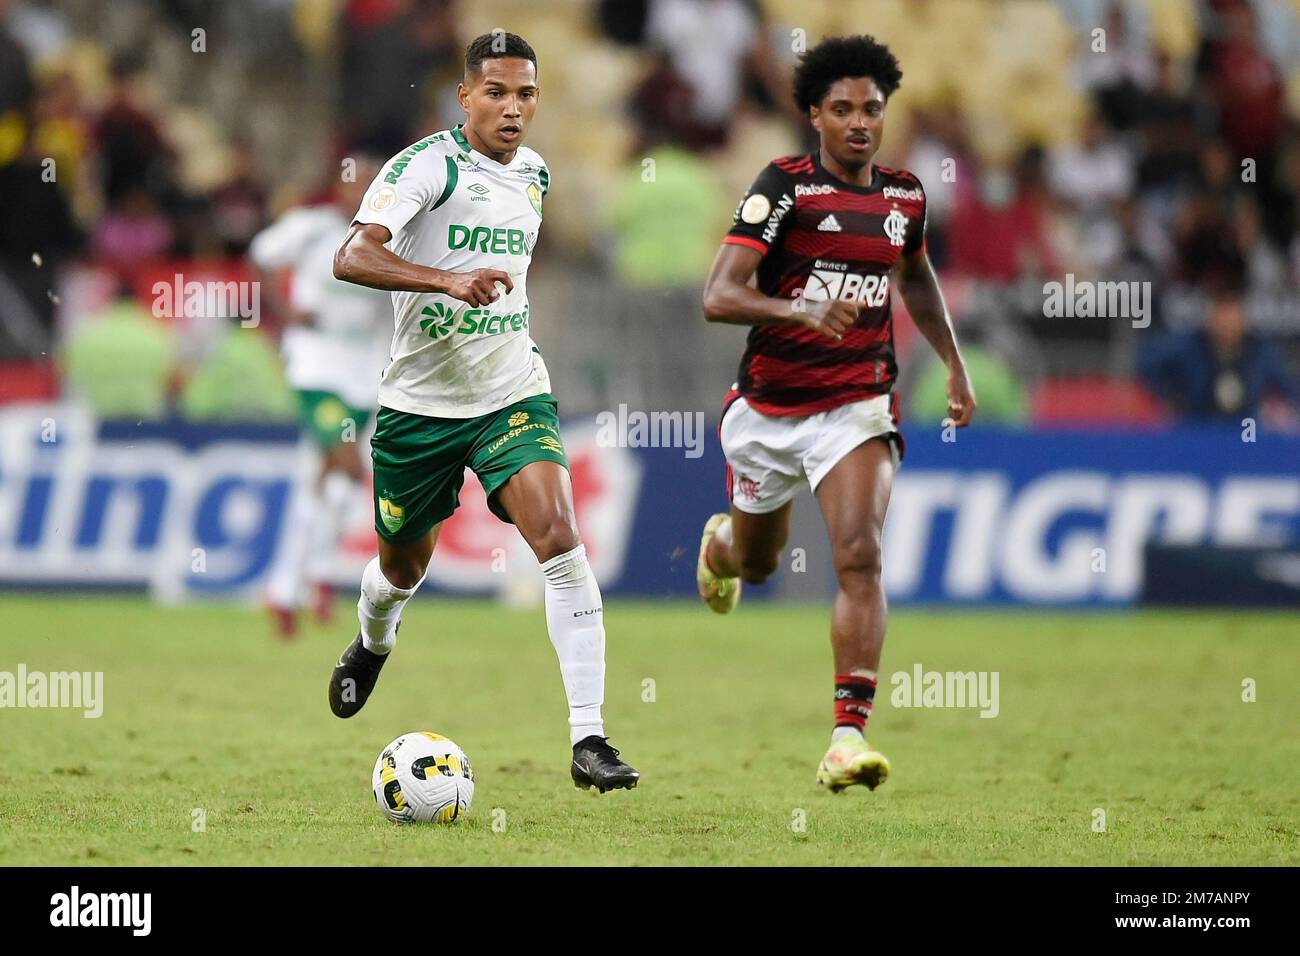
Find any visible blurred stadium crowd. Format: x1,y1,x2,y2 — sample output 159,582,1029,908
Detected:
1,0,1298,428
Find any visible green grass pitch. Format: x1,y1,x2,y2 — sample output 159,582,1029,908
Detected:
0,596,1296,866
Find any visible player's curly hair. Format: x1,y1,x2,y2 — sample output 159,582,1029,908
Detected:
792,35,903,112
465,31,536,74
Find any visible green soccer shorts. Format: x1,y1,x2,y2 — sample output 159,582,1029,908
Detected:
370,392,569,543
296,389,374,450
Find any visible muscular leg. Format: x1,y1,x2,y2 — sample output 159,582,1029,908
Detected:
493,460,581,562
814,437,895,676
705,502,793,585
495,461,605,745
330,522,440,718
377,525,439,590
353,523,439,656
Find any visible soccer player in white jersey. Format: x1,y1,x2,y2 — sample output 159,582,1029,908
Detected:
326,33,638,792
250,157,390,638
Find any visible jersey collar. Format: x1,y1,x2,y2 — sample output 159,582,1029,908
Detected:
813,152,882,194
451,123,522,170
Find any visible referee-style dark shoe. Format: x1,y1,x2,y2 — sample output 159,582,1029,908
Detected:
571,736,640,793
328,633,389,718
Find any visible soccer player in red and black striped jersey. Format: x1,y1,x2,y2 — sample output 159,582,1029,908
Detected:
695,35,976,792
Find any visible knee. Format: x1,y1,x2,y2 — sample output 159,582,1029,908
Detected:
530,513,581,563
738,550,780,585
834,535,883,589
379,552,426,590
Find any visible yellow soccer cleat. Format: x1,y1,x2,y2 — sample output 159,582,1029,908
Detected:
697,512,741,614
816,737,891,793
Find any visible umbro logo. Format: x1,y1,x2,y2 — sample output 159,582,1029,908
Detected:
817,214,842,232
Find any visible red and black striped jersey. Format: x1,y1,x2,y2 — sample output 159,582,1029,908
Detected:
722,152,927,417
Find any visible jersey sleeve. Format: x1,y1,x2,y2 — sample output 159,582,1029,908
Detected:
353,145,447,239
723,162,796,256
902,177,928,258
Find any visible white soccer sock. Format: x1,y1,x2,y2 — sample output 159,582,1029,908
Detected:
357,556,421,655
266,480,319,607
541,544,606,745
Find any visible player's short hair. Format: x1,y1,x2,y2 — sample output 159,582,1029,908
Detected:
792,35,903,112
464,31,537,77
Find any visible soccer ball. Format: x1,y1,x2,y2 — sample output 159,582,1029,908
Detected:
372,732,475,824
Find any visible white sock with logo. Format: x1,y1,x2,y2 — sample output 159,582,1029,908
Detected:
541,544,606,745
357,556,421,655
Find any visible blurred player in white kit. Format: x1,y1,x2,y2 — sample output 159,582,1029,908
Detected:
250,157,391,637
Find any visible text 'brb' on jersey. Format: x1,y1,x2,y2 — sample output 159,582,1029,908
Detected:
355,124,551,419
723,153,927,417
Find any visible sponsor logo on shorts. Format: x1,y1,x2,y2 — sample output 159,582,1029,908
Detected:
737,475,760,501
484,421,559,457
378,495,405,533
536,435,563,454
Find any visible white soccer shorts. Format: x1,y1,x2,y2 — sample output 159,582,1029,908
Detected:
720,393,901,514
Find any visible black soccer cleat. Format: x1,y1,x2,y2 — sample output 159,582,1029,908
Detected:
571,736,640,793
328,633,389,718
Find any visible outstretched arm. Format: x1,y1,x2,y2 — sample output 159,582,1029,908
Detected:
334,222,512,307
895,249,976,426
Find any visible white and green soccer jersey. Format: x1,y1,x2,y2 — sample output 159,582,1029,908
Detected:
355,125,552,419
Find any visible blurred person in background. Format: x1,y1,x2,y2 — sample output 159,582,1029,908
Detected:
949,145,1059,281
0,0,33,166
908,323,1029,426
625,0,794,152
207,136,270,257
250,155,391,638
176,314,297,421
898,101,977,270
337,0,463,152
0,81,79,358
1174,139,1248,288
1048,109,1134,216
1065,0,1156,131
62,292,176,418
1132,51,1201,226
608,130,729,287
95,51,177,210
1137,285,1299,424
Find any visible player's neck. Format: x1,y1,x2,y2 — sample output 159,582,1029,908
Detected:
818,147,874,188
461,122,518,166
